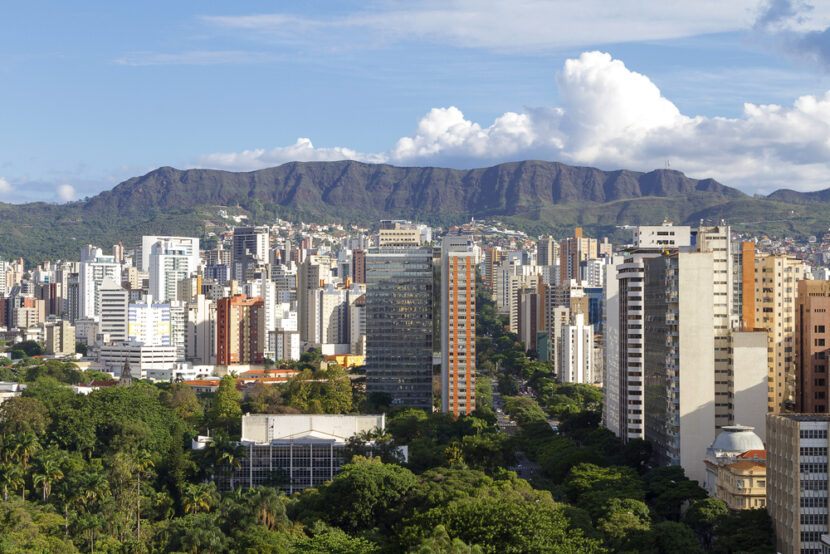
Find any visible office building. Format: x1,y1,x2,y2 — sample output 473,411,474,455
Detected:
365,247,433,409
441,236,476,416
767,413,830,554
128,299,171,346
97,278,129,342
297,255,332,344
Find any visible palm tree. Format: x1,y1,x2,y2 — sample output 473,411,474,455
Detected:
0,462,23,502
32,455,64,501
217,443,245,491
182,482,216,514
248,487,287,531
134,449,154,540
11,431,41,470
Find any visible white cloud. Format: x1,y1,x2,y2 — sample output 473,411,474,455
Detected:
0,178,12,194
194,51,830,193
114,50,283,66
203,1,766,52
56,184,76,202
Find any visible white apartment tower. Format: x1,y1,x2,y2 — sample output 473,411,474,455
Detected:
559,313,594,384
149,239,199,303
79,246,120,320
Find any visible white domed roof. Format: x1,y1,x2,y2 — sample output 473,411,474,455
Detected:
710,425,764,455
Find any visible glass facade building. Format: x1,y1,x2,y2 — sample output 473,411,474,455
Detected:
365,247,434,409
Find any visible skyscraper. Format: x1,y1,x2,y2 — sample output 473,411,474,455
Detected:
441,236,476,416
97,278,129,342
365,246,433,409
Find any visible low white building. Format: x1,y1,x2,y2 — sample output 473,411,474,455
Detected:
97,341,178,378
225,414,389,493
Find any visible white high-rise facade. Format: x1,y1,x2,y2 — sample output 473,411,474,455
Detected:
149,239,199,303
97,278,129,342
128,299,171,346
559,313,594,384
139,236,199,272
80,246,120,319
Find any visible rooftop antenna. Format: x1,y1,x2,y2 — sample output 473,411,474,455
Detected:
665,160,671,170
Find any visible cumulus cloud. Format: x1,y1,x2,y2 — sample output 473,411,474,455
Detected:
0,178,12,194
194,51,830,193
56,184,77,202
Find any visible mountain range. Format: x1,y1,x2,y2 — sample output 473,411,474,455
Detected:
3,160,830,263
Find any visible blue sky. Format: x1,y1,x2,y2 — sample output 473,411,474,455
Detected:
4,0,830,202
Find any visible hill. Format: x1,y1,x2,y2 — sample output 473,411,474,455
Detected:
0,160,827,263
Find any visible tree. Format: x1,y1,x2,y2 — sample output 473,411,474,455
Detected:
31,453,64,501
644,466,707,521
0,396,51,435
8,341,44,359
134,449,154,540
0,462,23,502
596,498,651,551
182,482,217,514
292,521,379,553
160,382,203,424
309,457,417,533
210,375,242,433
684,497,728,550
713,508,775,553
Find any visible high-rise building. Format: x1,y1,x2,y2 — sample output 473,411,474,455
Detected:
97,278,129,342
559,313,594,384
754,254,804,413
149,239,199,303
365,247,433,409
767,413,830,554
559,228,598,283
139,236,199,272
605,226,693,442
796,280,830,413
216,294,265,365
186,294,216,365
643,251,715,484
297,255,332,344
232,226,269,280
695,225,735,430
352,249,366,284
441,236,476,416
309,284,349,346
537,236,558,267
79,246,120,320
517,287,541,354
128,299,171,347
